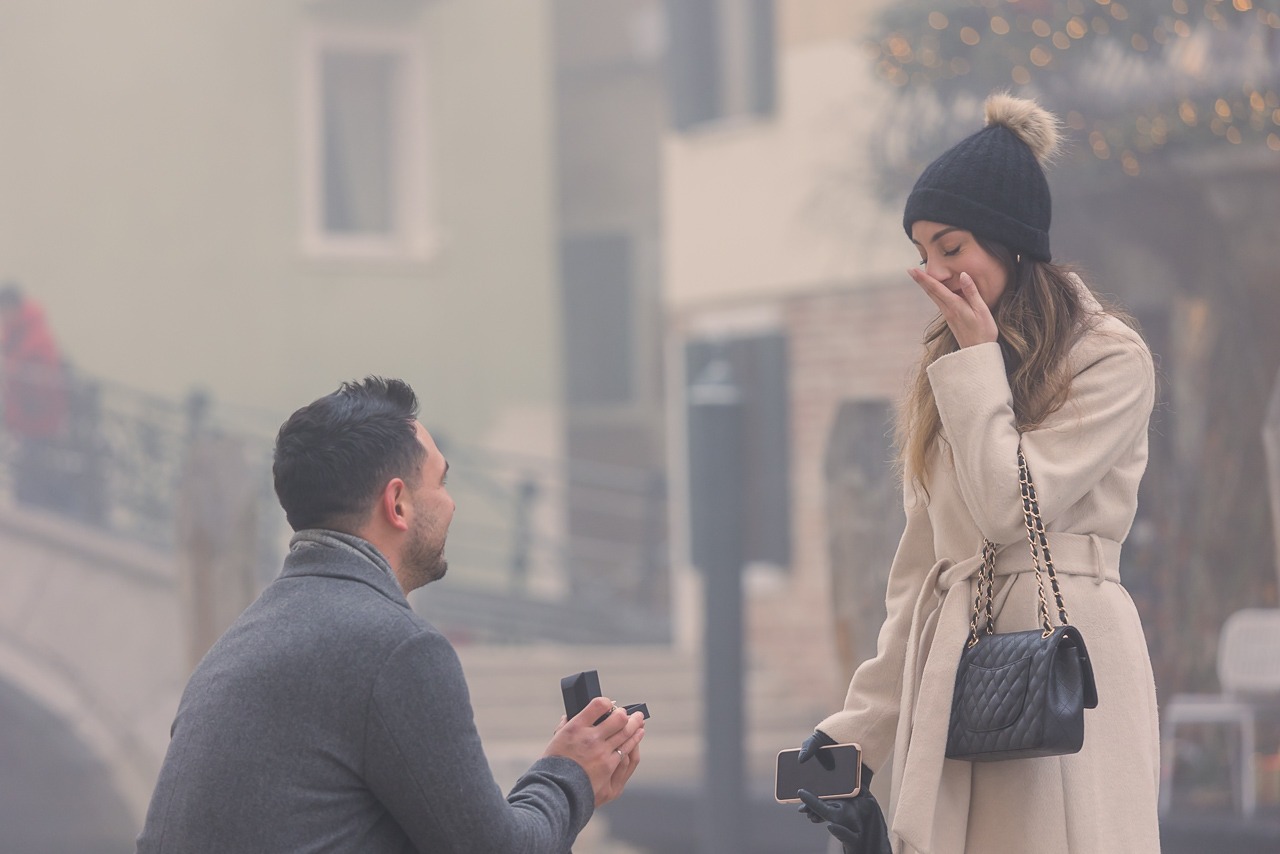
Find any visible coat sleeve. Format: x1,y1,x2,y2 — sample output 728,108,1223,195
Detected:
925,320,1154,544
817,486,935,772
363,629,594,853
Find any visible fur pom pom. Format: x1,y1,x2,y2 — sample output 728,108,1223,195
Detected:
984,93,1060,164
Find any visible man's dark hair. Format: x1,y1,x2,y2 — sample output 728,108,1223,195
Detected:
273,376,425,532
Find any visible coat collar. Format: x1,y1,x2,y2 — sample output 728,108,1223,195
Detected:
281,529,409,608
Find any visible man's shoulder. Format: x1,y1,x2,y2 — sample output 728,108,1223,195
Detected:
223,571,441,668
184,578,451,718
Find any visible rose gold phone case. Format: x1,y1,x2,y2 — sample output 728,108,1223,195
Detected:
773,742,862,803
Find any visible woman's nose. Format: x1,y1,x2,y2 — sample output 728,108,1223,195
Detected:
925,259,951,283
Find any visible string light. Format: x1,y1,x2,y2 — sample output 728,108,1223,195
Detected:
870,0,1280,178
1090,130,1112,158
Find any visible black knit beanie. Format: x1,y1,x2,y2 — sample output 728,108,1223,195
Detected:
903,93,1061,262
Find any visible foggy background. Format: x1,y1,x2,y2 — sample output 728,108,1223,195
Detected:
1,1,1278,852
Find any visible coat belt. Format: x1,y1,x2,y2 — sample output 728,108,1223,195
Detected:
889,532,1122,854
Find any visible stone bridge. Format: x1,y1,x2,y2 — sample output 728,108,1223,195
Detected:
0,502,182,853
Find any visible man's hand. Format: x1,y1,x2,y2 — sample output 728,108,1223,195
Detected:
907,268,998,349
544,696,645,806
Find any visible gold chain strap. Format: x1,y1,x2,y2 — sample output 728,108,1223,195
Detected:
1020,448,1070,629
966,541,998,648
968,445,1071,645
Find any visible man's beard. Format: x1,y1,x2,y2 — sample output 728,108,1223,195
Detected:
406,518,448,587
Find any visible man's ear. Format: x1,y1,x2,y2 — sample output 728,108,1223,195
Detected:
378,478,410,532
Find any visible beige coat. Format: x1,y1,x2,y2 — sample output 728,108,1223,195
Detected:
818,301,1161,854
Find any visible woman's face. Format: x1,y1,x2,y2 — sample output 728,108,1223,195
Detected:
909,221,1009,308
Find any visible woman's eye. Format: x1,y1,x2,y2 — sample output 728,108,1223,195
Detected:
942,246,960,257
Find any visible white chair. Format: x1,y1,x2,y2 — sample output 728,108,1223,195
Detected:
1159,608,1280,817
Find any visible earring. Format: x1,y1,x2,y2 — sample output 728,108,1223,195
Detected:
1015,254,1022,264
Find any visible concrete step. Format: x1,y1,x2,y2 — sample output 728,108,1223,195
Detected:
454,643,829,792
455,644,828,737
479,726,813,797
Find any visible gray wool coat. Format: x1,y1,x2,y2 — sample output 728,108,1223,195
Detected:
136,531,594,854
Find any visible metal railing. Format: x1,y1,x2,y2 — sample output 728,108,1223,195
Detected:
0,366,671,643
423,438,670,643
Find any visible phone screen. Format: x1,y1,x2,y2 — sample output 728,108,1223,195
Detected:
774,743,862,803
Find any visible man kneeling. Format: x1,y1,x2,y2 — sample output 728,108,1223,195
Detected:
136,377,645,853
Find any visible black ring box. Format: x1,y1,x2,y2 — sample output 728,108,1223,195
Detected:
560,670,651,725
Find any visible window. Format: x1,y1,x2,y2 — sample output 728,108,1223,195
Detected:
301,29,435,260
665,0,776,131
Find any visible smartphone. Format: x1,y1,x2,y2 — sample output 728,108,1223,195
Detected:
774,742,862,803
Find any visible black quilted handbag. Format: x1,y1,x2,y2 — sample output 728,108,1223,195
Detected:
945,448,1099,762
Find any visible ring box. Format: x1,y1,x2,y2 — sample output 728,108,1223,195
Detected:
560,670,651,725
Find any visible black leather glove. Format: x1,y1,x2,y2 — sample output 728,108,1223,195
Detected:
797,728,837,765
795,731,891,854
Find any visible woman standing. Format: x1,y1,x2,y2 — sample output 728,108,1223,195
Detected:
799,93,1161,853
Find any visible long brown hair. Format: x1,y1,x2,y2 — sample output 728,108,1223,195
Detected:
896,238,1131,493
